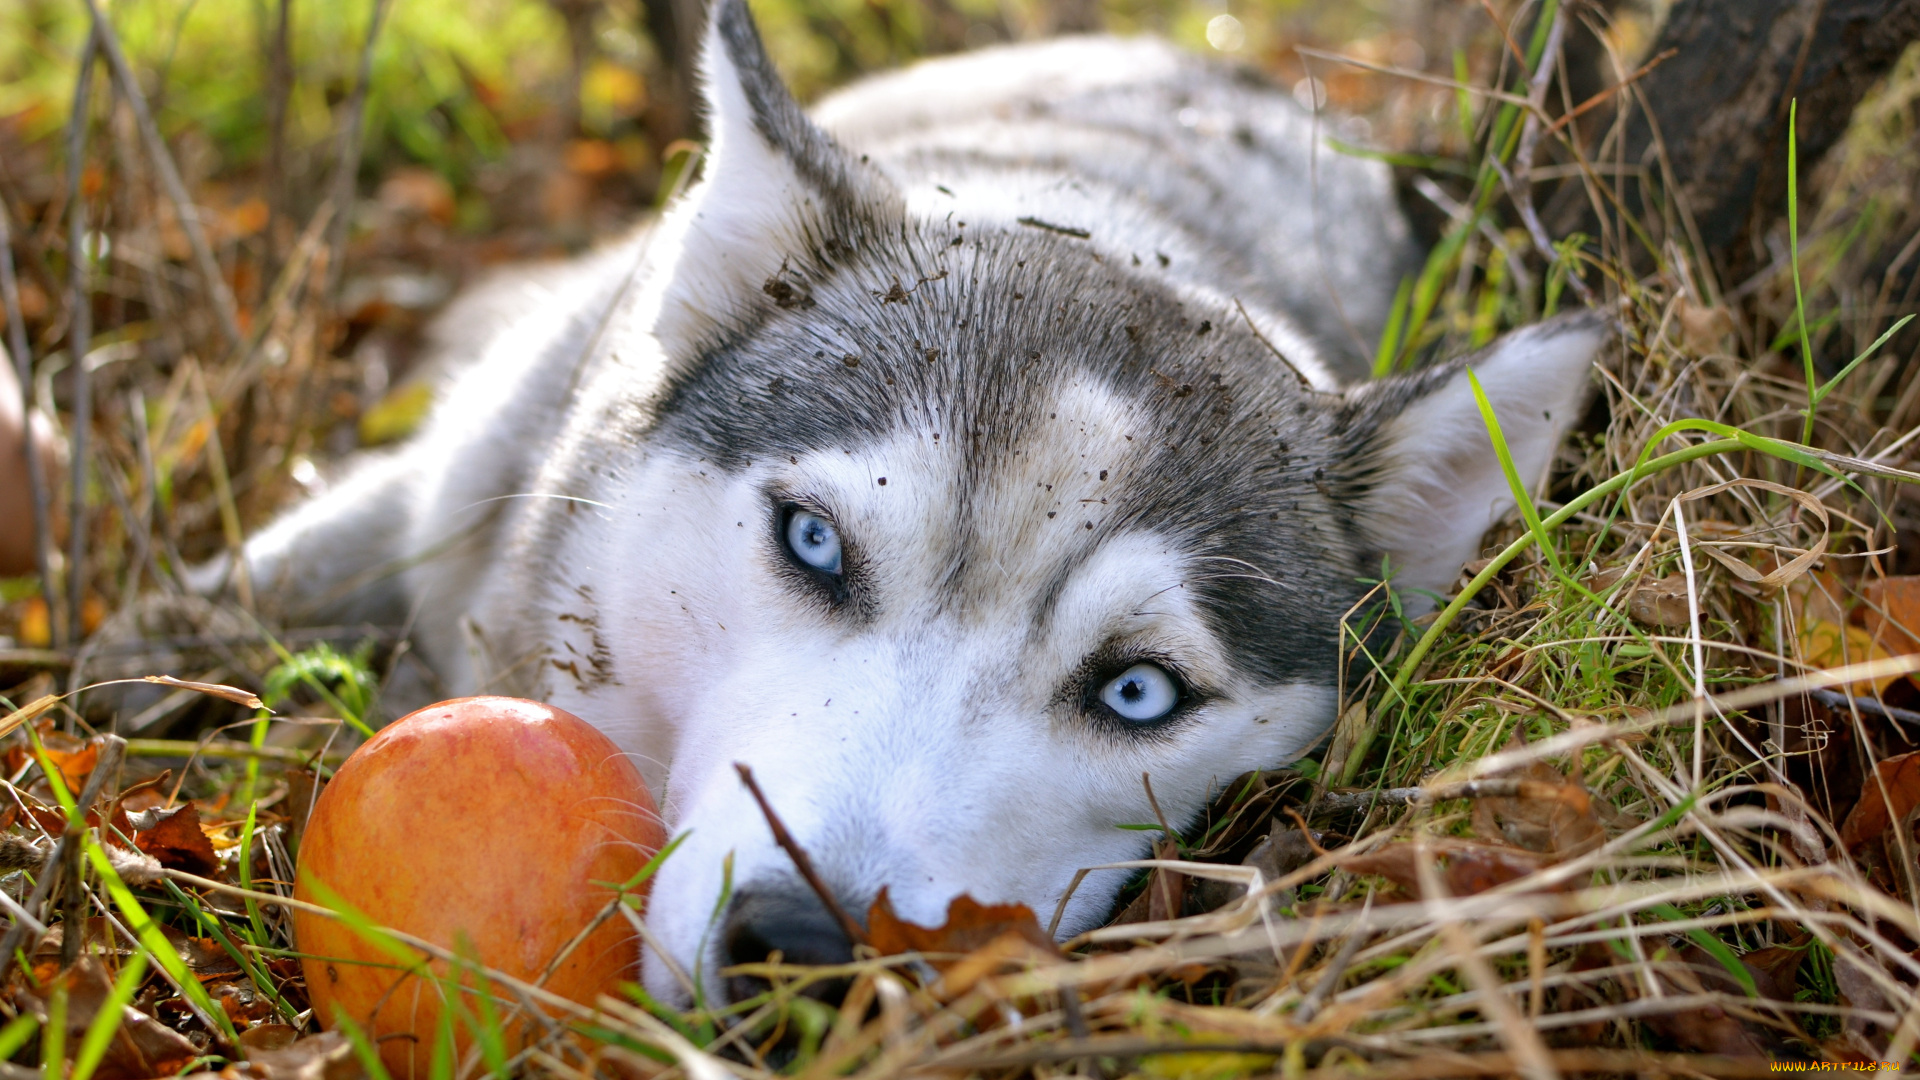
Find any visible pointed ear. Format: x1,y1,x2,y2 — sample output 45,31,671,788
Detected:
1339,312,1607,605
651,0,895,355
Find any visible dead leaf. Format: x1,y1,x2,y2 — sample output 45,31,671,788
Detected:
1798,619,1899,695
243,1031,366,1080
1639,989,1771,1058
18,957,199,1080
1470,737,1606,857
1863,576,1920,659
134,802,222,877
1189,825,1322,912
213,979,277,1025
239,1023,299,1052
867,889,1059,1002
1788,569,1849,627
1831,947,1891,1048
1320,698,1370,788
1638,943,1793,1060
116,770,173,813
867,888,1055,960
49,739,100,791
1739,943,1808,1003
1678,297,1735,353
1838,750,1920,849
1342,839,1551,898
1627,574,1694,628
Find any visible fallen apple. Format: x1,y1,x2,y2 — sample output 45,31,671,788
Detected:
292,697,664,1079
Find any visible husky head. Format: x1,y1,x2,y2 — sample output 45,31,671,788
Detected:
572,0,1605,1004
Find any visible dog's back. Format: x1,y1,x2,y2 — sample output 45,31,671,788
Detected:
815,37,1416,374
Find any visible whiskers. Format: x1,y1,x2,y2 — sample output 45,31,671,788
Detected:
453,492,615,516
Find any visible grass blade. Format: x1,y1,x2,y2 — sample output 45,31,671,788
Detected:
1467,368,1562,575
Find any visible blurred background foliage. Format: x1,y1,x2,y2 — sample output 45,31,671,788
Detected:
0,0,1662,261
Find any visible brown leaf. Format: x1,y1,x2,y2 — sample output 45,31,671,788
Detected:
1678,297,1735,353
1787,569,1849,627
212,979,277,1025
51,740,101,792
20,957,199,1080
1470,737,1606,857
1638,944,1780,1060
866,888,1056,961
243,1031,366,1080
1627,574,1694,629
238,1023,299,1052
1862,576,1920,657
116,770,173,814
1740,943,1808,1003
133,802,222,877
1342,839,1551,898
1639,997,1772,1059
1838,750,1920,849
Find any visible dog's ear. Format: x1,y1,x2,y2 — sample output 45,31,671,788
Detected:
650,0,896,355
1336,312,1607,606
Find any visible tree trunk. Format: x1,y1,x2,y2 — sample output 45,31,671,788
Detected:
1622,0,1920,289
643,0,704,152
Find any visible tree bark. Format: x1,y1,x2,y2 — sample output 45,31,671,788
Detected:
643,0,704,151
1622,0,1920,289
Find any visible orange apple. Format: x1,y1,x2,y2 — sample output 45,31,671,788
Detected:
293,697,664,1079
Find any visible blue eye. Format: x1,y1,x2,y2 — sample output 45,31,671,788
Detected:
1099,663,1180,723
784,509,842,574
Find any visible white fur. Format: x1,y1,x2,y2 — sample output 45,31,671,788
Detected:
546,402,1338,998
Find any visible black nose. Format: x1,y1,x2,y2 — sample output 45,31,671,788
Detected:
722,885,856,1005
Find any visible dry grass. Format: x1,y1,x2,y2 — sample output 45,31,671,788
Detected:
2,0,1920,1077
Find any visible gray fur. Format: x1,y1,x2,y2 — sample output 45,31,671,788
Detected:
216,0,1604,1001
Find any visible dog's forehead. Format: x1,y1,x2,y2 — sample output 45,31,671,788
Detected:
784,378,1183,610
650,233,1368,685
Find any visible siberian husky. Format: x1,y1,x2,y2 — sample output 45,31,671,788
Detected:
216,0,1604,1004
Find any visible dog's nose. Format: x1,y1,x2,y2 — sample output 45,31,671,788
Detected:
721,885,855,1004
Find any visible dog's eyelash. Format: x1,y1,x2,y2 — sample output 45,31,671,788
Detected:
769,498,858,608
1068,651,1206,738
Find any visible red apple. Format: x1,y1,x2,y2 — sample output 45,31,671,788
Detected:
293,697,664,1079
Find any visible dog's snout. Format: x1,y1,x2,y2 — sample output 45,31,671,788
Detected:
721,885,856,1004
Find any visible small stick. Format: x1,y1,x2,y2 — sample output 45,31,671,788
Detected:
1141,771,1173,840
79,0,244,353
1806,687,1920,727
63,25,99,651
732,762,870,947
0,735,125,983
1311,778,1583,816
323,0,394,300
